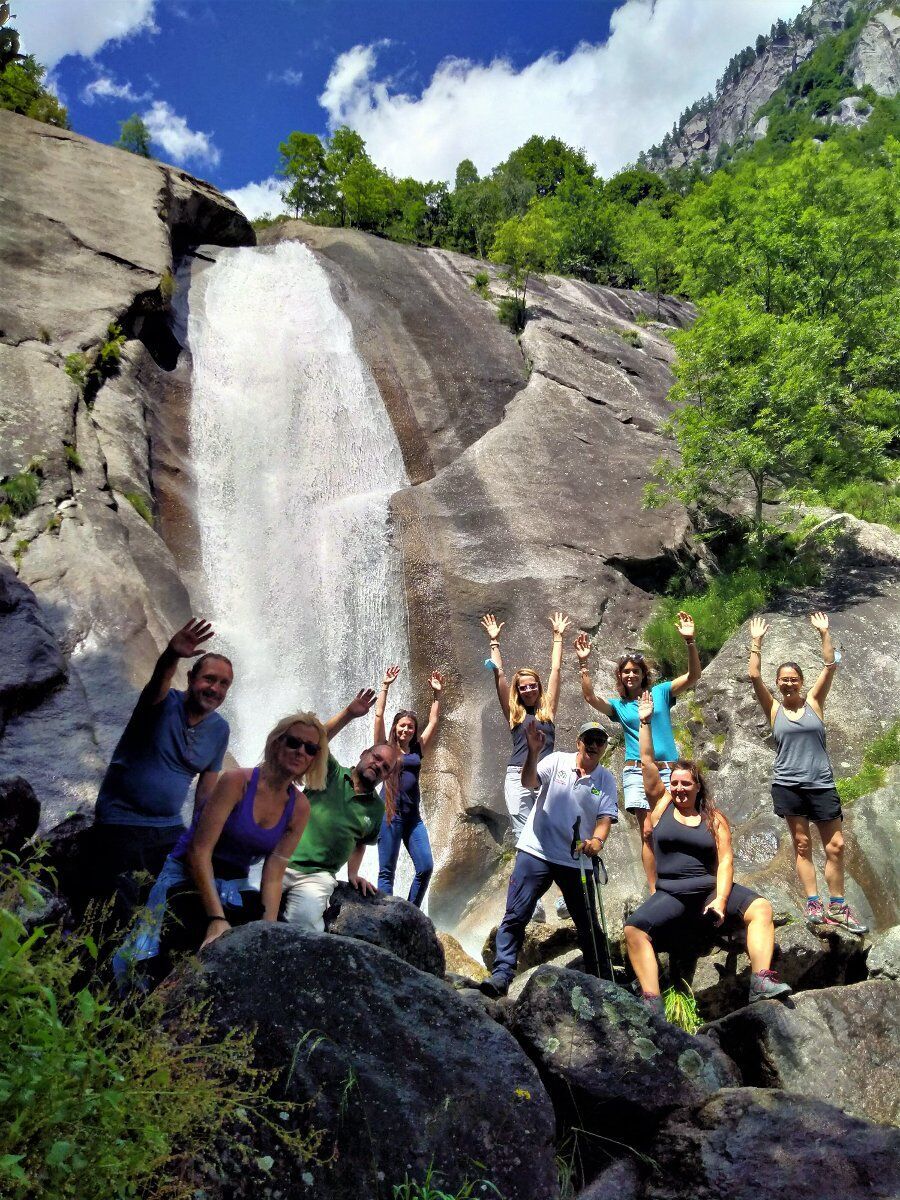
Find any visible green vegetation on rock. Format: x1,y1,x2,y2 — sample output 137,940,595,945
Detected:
0,464,41,523
125,491,154,526
116,113,152,158
0,12,68,128
663,986,702,1034
837,718,900,805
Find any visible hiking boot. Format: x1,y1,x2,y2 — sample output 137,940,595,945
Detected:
555,896,571,920
805,897,826,927
749,970,792,1003
480,973,510,999
530,899,547,924
640,992,665,1018
825,902,868,935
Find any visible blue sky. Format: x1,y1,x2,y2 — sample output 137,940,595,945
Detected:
19,0,805,217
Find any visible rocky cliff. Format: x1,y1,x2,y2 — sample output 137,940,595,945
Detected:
0,110,253,821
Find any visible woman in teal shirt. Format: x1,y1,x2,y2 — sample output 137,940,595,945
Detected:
575,612,701,892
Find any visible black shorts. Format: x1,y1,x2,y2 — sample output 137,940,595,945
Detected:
625,882,761,942
771,783,842,823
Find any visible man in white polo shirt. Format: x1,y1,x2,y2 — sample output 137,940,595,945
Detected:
481,719,618,998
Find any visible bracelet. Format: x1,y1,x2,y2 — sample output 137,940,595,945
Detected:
489,640,500,648
823,660,837,668
207,915,228,924
683,638,695,644
639,718,651,726
747,646,761,654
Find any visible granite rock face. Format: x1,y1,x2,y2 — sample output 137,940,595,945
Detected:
0,110,252,824
850,7,900,95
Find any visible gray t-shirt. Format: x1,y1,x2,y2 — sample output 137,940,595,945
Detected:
772,704,834,788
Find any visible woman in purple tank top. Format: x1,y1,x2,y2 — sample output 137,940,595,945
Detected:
114,712,325,987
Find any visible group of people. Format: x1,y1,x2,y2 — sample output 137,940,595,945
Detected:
96,604,866,1008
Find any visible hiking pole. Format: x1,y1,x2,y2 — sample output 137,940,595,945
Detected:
571,818,611,982
592,856,614,982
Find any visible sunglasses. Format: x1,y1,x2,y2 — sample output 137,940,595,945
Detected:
281,734,320,756
620,649,646,663
581,738,608,752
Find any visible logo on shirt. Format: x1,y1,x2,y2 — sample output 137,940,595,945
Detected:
556,769,568,782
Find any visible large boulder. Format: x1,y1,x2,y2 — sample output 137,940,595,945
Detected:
0,561,65,734
168,922,559,1200
704,980,900,1126
323,881,445,977
482,917,580,973
437,931,488,981
0,775,40,854
867,923,900,980
508,966,737,1176
641,1087,900,1200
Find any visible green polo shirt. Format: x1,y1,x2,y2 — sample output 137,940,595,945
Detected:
289,755,384,876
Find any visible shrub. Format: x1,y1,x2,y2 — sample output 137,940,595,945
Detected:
124,491,153,526
791,478,900,531
633,311,653,327
619,328,643,348
837,718,900,804
472,270,491,299
0,469,40,518
63,445,82,472
497,296,526,333
12,538,29,568
159,268,176,303
96,321,126,374
0,862,323,1200
64,353,90,392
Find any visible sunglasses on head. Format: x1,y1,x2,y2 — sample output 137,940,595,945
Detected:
621,648,646,663
281,734,320,755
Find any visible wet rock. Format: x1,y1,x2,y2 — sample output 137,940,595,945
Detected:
482,917,579,974
168,922,559,1200
704,980,900,1126
437,931,488,981
644,1087,900,1200
0,775,40,854
508,966,737,1176
323,881,445,977
867,923,900,979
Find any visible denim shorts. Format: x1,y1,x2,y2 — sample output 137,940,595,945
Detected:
622,764,671,812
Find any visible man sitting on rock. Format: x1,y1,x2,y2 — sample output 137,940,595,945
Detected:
482,720,618,998
282,691,399,931
92,617,233,915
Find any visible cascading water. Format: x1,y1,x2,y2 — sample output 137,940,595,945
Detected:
185,241,412,889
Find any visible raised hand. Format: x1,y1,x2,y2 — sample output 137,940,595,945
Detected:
574,632,592,662
346,689,377,719
637,690,654,723
429,671,444,693
810,612,829,636
481,613,504,641
524,718,546,755
381,665,401,688
168,617,215,659
675,611,695,639
749,617,769,642
550,612,571,637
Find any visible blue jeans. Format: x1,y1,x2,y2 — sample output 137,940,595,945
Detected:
377,812,434,908
493,850,610,983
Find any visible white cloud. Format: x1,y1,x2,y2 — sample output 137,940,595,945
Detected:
318,0,807,181
82,74,150,104
226,177,289,221
15,0,157,70
143,100,221,168
268,67,304,86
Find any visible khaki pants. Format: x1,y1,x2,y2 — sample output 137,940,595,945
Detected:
281,868,337,932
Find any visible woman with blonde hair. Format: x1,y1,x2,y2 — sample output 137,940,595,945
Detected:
113,711,324,986
481,612,569,919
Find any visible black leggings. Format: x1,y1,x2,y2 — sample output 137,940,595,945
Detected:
626,882,760,943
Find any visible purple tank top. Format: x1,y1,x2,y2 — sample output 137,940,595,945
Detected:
172,767,297,873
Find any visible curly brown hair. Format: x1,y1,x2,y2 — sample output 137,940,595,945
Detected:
668,759,727,836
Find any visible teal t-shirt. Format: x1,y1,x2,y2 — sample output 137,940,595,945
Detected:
289,755,384,876
608,681,678,761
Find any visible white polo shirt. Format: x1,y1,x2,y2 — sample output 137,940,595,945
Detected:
517,751,618,868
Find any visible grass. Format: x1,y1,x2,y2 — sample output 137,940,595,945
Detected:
392,1165,502,1200
497,296,526,334
63,444,83,472
790,478,900,532
159,267,176,303
837,719,900,805
125,491,153,526
663,985,701,1034
618,329,643,348
12,538,29,568
472,271,491,299
644,532,821,676
0,466,41,521
64,322,127,400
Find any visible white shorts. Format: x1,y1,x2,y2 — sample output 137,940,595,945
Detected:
281,868,337,932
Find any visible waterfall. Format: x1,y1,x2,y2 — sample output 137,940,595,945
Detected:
184,241,412,888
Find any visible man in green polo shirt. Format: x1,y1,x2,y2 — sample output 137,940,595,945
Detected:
282,741,399,931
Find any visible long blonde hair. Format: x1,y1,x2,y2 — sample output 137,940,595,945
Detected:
263,712,329,790
508,667,554,729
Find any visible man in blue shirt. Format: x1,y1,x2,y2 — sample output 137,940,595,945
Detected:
93,617,232,912
481,719,618,997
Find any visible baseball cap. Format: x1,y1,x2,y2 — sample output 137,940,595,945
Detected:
578,721,609,742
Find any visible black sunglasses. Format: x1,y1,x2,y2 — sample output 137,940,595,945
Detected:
581,738,608,751
281,734,320,755
621,648,646,663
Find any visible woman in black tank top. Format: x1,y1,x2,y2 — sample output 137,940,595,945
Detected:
624,692,791,1013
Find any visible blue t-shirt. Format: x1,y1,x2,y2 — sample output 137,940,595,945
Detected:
95,688,230,827
607,681,678,761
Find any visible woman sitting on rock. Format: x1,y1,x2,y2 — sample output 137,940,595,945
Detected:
374,665,443,908
624,692,791,1012
747,612,866,934
113,712,322,986
575,613,701,893
481,611,569,922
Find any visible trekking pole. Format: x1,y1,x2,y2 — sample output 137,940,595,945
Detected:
571,818,610,982
592,857,614,982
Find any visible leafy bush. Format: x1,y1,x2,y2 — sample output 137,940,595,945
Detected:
0,468,40,519
497,296,526,333
96,321,126,374
837,718,900,805
472,270,491,298
124,491,153,526
644,535,820,675
64,353,90,392
791,478,900,531
0,862,322,1199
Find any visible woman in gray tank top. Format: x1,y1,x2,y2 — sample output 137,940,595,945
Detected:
747,611,866,935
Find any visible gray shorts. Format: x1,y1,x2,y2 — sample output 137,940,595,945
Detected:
622,764,671,812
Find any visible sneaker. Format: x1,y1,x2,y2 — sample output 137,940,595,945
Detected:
805,898,826,927
480,972,510,999
749,970,793,1003
530,900,547,925
640,992,665,1017
555,897,570,920
825,902,868,935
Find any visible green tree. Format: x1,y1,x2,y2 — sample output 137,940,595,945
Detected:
619,201,681,314
489,204,563,312
323,125,367,225
604,167,669,207
0,7,68,129
116,113,152,157
504,134,594,198
278,131,327,218
454,158,479,190
340,153,392,230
